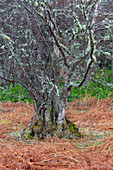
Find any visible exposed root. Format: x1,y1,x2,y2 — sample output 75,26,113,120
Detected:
21,116,81,140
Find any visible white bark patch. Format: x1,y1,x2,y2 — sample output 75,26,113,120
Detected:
57,101,65,124
45,109,50,123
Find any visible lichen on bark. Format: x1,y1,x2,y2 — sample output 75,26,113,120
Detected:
22,116,81,140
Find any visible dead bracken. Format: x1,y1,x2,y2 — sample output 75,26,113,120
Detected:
0,97,113,169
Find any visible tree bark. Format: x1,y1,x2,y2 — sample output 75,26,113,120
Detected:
22,98,81,140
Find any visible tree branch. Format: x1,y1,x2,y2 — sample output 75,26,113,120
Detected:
46,10,70,68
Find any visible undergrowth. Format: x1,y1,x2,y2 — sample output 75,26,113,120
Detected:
0,68,113,103
0,98,113,169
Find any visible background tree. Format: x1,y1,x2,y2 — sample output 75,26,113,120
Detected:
0,0,112,139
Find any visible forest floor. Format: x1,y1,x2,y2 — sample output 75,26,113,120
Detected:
0,96,113,169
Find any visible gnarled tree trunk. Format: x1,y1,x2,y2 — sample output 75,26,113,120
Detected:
22,94,81,140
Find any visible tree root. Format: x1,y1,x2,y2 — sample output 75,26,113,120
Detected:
21,116,82,140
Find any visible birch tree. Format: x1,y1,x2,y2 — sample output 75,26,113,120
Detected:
0,0,112,139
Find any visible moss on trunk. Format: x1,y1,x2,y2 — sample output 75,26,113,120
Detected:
23,117,81,140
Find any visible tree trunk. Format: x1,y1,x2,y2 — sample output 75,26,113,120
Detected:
22,98,81,140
